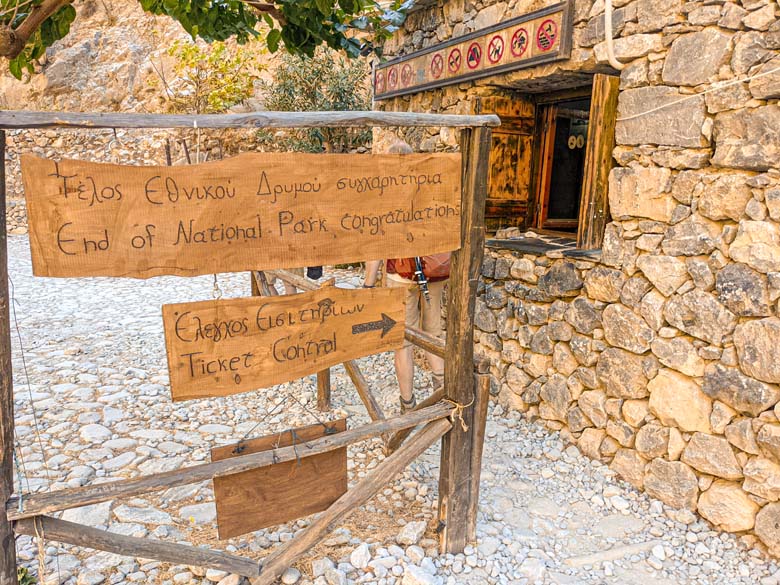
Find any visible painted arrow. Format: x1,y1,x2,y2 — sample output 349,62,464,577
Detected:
351,313,398,338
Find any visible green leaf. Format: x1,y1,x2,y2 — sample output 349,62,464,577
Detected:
266,28,282,52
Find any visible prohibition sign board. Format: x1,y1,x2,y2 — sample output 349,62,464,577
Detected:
536,19,558,52
374,70,386,93
466,42,482,69
400,63,413,87
511,28,529,58
387,66,398,89
488,35,504,64
448,47,462,73
430,53,444,78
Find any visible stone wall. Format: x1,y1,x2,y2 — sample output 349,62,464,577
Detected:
376,0,780,557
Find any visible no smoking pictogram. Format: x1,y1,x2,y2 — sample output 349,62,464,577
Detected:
374,71,386,93
430,53,444,78
536,19,558,52
488,35,505,64
387,67,398,89
511,28,529,58
448,48,462,73
400,64,413,87
467,42,482,69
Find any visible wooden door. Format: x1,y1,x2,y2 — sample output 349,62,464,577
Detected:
473,96,535,232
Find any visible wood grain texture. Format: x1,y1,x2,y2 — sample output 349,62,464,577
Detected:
162,286,405,401
7,402,453,521
212,419,347,539
317,368,332,411
0,110,500,130
0,130,16,585
252,418,452,584
577,74,619,249
15,516,261,577
467,374,491,542
385,388,445,453
21,152,461,278
438,127,491,554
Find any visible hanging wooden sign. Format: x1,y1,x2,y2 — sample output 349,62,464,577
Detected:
162,286,405,401
212,419,348,539
20,152,461,279
374,1,573,100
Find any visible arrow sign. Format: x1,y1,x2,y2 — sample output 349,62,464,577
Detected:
352,313,398,338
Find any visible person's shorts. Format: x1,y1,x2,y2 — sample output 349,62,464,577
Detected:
386,277,445,348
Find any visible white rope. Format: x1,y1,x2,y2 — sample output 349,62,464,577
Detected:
616,64,780,122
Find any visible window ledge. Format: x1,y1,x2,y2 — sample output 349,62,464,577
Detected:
486,232,601,261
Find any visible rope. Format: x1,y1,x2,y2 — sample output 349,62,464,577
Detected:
617,64,780,123
33,517,46,583
443,397,475,432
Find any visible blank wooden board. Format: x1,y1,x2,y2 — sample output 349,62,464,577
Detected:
20,152,461,278
211,418,348,539
162,285,405,401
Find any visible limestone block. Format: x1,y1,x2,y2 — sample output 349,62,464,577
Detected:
607,419,636,447
743,4,776,30
640,289,666,330
698,480,759,531
662,29,733,86
596,347,651,398
636,255,689,296
706,82,754,114
663,289,737,345
698,174,753,222
767,189,780,222
744,457,780,500
644,458,699,510
713,106,780,171
661,214,721,257
725,418,761,454
758,423,780,460
749,54,780,99
506,364,532,394
538,262,583,297
602,304,654,354
620,275,653,307
610,448,647,489
650,337,705,377
474,299,497,332
715,263,771,317
578,428,607,460
681,432,743,479
594,33,664,63
584,266,626,302
552,343,578,376
636,423,670,458
728,221,780,273
703,364,780,416
616,87,706,147
579,389,608,428
755,503,780,555
565,297,602,334
686,258,715,291
622,399,650,427
608,166,675,221
734,317,780,383
648,369,713,433
711,401,737,434
567,406,593,433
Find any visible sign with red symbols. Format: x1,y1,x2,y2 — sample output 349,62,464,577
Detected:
374,0,572,100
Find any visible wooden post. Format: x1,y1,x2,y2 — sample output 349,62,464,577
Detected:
467,373,491,542
0,130,16,585
437,126,491,554
317,368,331,411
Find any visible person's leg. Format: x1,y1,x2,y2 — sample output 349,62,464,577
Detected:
420,279,446,389
387,278,419,409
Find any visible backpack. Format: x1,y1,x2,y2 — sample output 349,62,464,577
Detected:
386,253,451,282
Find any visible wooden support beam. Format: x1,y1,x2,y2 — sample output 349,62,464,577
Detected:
15,516,261,577
317,368,332,412
253,271,276,297
385,387,445,454
266,269,312,292
343,360,385,422
0,110,500,130
6,403,452,520
438,126,491,554
252,418,452,585
0,130,16,585
467,374,491,542
404,326,445,358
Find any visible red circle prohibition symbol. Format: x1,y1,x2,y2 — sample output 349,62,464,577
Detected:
374,70,386,93
387,67,398,89
488,35,505,64
400,63,413,87
536,19,558,52
511,28,529,57
467,41,482,69
430,53,444,78
447,48,462,73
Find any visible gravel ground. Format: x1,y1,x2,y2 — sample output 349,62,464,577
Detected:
6,234,780,585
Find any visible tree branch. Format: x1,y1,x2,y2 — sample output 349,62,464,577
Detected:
0,0,72,59
241,1,286,26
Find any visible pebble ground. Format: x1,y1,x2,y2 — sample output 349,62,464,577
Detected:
7,235,780,585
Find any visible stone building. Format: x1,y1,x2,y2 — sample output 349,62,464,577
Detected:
373,0,780,555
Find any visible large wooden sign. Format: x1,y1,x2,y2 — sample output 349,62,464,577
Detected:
162,286,405,401
374,1,572,100
212,419,348,539
20,152,461,279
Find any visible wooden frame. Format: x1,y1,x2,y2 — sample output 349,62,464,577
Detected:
0,109,496,583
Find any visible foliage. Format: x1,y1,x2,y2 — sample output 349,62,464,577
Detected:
1,0,411,79
257,49,371,153
17,567,36,585
157,40,261,114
